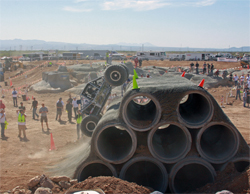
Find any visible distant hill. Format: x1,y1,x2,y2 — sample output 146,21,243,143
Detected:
0,39,249,52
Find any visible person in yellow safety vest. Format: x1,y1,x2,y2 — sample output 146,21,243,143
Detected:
16,109,27,141
106,52,109,64
76,110,83,140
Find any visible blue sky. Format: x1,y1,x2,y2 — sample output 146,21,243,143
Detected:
0,0,249,48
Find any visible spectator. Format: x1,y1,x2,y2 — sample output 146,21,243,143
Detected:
0,100,5,110
211,63,214,75
39,103,49,132
139,58,142,68
76,110,83,140
72,97,79,119
0,109,6,139
68,94,73,104
106,52,109,64
109,52,112,64
207,63,210,73
190,62,194,73
16,109,27,140
12,88,18,107
233,74,239,86
195,62,199,74
19,102,26,112
66,100,73,122
229,73,233,82
240,74,245,86
146,74,152,78
203,62,207,74
243,89,247,107
134,57,139,68
236,83,241,100
31,98,39,120
56,98,63,121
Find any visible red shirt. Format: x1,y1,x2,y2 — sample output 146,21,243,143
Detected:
0,103,5,109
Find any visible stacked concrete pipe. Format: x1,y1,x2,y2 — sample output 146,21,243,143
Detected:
74,76,250,193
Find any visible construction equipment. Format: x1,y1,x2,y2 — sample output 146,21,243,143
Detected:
80,64,129,137
3,58,23,72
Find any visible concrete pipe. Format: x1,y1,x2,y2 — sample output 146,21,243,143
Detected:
177,91,213,128
119,156,168,193
232,157,250,172
148,122,192,163
75,160,117,182
169,157,216,193
196,122,239,164
93,123,137,164
122,93,162,131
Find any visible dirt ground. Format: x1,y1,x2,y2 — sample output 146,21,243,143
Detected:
0,59,249,193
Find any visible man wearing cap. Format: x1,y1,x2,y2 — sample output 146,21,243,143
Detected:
16,109,27,140
0,109,6,139
39,103,49,132
31,97,39,120
66,100,73,122
72,97,79,119
12,88,18,107
19,102,26,112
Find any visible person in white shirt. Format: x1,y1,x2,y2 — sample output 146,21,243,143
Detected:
12,88,18,107
240,74,245,86
0,109,6,139
233,74,239,86
72,97,79,119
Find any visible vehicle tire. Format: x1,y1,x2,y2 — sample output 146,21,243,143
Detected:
81,115,100,137
120,64,129,79
104,64,128,86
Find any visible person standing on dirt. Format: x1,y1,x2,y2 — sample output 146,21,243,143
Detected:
16,109,27,140
139,58,142,68
236,83,242,100
72,97,79,119
207,63,211,73
19,102,26,112
243,89,248,107
12,88,18,107
68,94,73,104
233,74,239,86
56,98,63,121
0,100,5,110
66,100,73,122
190,62,194,73
39,103,49,132
106,52,109,64
203,62,207,74
195,62,199,74
76,110,83,140
134,57,139,68
240,74,245,86
0,109,6,139
211,63,214,75
31,98,39,120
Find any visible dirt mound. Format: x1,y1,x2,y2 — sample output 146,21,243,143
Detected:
193,162,250,193
69,176,152,194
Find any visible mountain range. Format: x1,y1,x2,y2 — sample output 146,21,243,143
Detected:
0,39,249,52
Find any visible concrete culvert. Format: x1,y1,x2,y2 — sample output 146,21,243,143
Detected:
232,157,250,172
122,93,161,131
94,124,137,164
75,160,117,182
178,92,213,128
169,157,216,193
119,156,168,193
148,122,192,163
197,122,239,164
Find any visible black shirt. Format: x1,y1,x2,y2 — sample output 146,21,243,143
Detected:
32,100,38,108
57,101,63,111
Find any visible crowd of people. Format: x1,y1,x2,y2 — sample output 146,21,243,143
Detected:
190,61,214,75
0,91,84,141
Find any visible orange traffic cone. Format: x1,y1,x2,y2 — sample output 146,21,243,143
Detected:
49,133,56,151
198,79,205,88
181,72,185,77
32,96,34,99
10,80,13,86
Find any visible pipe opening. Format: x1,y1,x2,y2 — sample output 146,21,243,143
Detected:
120,159,168,192
78,163,115,182
234,161,250,173
178,93,212,127
125,95,159,130
97,126,133,162
173,163,214,193
200,125,237,161
151,124,190,162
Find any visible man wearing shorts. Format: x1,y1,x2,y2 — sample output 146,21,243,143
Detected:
39,103,49,132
